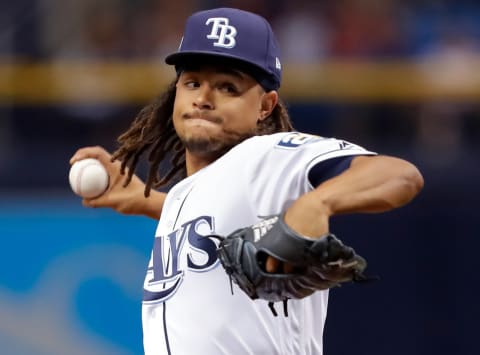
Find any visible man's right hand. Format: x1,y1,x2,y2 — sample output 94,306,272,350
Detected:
69,146,164,219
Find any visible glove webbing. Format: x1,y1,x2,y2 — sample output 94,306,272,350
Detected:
215,234,290,318
224,265,290,317
268,300,289,317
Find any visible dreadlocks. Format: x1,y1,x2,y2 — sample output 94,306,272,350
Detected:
112,79,294,197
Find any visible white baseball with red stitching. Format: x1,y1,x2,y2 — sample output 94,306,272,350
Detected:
69,158,109,198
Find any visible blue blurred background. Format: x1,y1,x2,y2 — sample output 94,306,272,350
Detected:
1,0,479,354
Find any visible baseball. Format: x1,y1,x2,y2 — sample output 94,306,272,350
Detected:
69,158,109,198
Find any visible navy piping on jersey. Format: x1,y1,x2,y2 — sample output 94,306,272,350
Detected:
163,301,172,355
308,156,355,187
162,187,195,355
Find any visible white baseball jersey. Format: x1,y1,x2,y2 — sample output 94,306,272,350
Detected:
142,132,375,355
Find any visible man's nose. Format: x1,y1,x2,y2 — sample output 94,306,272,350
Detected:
194,84,214,109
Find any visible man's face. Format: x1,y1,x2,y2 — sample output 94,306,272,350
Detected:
173,66,274,159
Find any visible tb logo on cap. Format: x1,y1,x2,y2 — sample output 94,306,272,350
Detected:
206,17,237,48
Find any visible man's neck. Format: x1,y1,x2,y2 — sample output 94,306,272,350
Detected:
185,150,218,176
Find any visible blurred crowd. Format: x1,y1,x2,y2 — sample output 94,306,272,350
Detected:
0,0,479,190
1,0,479,62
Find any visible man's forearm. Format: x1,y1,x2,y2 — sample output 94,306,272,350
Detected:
284,155,424,237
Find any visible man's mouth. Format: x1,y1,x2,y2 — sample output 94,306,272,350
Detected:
184,112,222,124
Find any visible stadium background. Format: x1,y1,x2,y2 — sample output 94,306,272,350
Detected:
0,0,478,354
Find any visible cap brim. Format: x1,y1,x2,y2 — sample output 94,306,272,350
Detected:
165,51,280,91
165,51,269,77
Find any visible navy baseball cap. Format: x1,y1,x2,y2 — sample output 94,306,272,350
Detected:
165,8,282,91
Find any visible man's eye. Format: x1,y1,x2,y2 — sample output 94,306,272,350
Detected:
184,80,199,88
219,83,238,94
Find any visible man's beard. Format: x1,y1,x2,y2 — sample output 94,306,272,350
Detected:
180,128,256,160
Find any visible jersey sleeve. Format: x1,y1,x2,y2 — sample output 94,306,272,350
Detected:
242,132,376,216
307,155,355,187
297,133,377,190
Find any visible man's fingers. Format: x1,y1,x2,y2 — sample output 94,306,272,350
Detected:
82,196,106,208
283,263,294,273
266,257,280,273
266,257,294,273
70,146,111,165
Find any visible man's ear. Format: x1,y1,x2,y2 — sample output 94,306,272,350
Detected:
259,90,279,121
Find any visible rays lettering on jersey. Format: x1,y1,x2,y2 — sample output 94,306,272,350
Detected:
143,216,218,303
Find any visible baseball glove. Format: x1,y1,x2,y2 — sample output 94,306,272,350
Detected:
211,214,369,316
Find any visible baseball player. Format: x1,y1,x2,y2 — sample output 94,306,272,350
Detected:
70,8,423,355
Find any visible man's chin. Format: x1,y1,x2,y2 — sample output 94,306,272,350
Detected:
182,134,249,158
182,137,230,158
181,129,256,158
